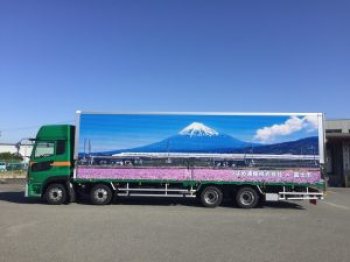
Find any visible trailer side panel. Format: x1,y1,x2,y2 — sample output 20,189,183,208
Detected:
75,112,323,185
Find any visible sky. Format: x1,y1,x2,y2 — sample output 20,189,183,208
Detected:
78,113,319,152
0,0,349,142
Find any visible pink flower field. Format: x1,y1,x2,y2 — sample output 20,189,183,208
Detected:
77,167,321,184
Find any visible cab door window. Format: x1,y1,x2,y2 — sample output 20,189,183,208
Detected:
34,142,55,158
56,140,65,155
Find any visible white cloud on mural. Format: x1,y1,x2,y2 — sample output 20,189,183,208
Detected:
254,115,318,143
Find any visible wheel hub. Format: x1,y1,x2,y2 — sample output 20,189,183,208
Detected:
240,191,254,206
95,189,108,202
49,189,63,200
204,191,219,204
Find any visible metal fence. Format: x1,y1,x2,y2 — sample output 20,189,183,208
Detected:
0,159,28,177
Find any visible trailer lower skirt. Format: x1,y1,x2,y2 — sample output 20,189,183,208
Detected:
116,183,197,198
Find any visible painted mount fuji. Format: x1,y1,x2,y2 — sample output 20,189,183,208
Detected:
101,122,253,155
130,122,252,153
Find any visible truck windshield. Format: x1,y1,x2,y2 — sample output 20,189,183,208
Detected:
34,142,55,158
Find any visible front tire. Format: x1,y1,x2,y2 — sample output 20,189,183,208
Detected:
44,183,67,205
200,186,223,208
235,187,259,208
90,184,113,205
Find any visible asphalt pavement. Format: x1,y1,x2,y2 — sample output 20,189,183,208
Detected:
1,182,350,262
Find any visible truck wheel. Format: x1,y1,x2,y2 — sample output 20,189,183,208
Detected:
44,183,67,205
200,186,223,208
90,184,113,205
235,187,259,208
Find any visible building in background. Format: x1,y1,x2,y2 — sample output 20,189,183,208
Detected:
325,119,350,187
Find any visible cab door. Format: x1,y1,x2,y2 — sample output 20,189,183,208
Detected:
27,140,70,197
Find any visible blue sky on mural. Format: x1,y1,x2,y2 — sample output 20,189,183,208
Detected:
78,114,319,152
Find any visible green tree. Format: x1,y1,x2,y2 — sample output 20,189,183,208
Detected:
0,152,23,163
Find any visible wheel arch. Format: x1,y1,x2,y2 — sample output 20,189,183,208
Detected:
236,184,264,194
196,183,223,194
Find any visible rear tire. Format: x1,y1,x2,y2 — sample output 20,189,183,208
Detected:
44,183,67,205
90,184,113,205
235,187,259,208
200,186,223,208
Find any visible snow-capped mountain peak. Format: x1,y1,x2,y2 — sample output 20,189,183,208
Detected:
179,122,219,137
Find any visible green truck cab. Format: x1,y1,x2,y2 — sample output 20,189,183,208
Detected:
26,125,74,203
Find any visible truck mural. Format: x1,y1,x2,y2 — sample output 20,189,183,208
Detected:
76,113,323,184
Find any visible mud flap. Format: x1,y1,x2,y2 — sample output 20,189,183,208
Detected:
309,199,317,205
68,182,76,203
